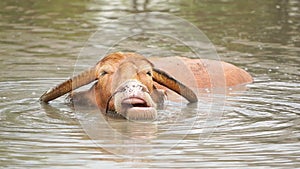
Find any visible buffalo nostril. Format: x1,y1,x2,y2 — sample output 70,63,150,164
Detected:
116,80,150,95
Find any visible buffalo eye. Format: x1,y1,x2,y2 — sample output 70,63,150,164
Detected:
146,71,152,76
100,71,108,77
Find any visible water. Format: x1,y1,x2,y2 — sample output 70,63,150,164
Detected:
1,0,299,168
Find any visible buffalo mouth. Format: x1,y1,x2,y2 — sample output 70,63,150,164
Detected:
120,97,157,121
122,97,150,109
112,80,157,121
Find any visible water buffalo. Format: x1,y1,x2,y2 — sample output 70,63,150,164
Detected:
40,52,252,120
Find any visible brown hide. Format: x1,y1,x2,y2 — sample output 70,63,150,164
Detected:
150,57,253,89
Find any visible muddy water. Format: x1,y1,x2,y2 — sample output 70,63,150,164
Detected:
0,0,299,168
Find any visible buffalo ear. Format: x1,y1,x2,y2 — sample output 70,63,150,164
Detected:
40,67,98,103
152,68,198,103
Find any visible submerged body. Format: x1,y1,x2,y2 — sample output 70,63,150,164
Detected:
151,57,252,88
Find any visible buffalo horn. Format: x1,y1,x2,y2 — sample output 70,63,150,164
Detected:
40,67,97,103
153,68,198,103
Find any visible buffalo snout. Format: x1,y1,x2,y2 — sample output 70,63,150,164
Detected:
113,80,157,121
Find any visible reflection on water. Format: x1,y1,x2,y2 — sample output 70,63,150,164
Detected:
0,0,299,168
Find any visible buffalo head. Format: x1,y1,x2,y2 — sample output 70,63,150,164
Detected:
40,52,197,120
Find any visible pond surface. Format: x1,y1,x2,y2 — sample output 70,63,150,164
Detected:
0,0,299,168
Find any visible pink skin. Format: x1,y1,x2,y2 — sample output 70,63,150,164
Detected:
113,80,157,120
